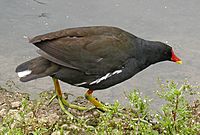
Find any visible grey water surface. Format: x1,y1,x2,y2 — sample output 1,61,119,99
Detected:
0,0,199,109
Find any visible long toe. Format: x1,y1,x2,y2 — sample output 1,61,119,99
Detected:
97,104,109,112
48,94,57,105
57,97,74,118
60,96,88,111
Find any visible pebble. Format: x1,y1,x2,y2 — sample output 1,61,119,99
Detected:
11,101,21,109
0,108,7,116
48,113,60,125
51,131,61,135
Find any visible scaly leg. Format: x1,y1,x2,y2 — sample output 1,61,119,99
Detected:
50,77,88,118
85,89,108,112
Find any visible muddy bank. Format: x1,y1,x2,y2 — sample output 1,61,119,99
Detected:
0,81,199,134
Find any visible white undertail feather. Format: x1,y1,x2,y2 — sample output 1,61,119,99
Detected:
17,70,32,78
90,69,122,85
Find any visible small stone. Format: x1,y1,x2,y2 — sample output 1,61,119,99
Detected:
38,116,48,124
26,112,34,118
11,101,21,109
61,124,69,130
47,113,59,125
93,110,100,118
8,109,22,121
68,124,78,129
51,131,61,135
0,108,7,116
25,112,34,122
113,117,121,123
8,109,19,115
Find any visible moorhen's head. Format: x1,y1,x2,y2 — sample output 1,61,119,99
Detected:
145,41,182,65
156,42,182,64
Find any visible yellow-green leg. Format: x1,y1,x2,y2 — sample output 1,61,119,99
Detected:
85,89,108,112
50,77,88,118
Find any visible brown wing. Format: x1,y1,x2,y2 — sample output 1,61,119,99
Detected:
30,26,134,75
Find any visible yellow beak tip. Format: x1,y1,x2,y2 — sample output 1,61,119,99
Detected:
176,61,183,64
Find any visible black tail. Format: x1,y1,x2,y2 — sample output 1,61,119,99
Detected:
16,56,59,82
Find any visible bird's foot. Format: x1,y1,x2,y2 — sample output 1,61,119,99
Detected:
48,94,88,118
85,89,109,112
51,77,89,118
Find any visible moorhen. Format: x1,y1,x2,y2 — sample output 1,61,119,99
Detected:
16,26,182,117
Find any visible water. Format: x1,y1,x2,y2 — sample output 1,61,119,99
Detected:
0,0,200,109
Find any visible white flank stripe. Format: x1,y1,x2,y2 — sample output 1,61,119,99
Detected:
17,70,32,78
74,82,87,86
90,73,111,85
90,69,122,85
112,69,122,75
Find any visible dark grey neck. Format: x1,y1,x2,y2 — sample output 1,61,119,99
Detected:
136,38,169,66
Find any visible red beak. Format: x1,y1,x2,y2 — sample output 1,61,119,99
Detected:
171,49,182,64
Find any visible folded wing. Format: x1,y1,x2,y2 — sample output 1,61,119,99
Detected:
30,26,133,75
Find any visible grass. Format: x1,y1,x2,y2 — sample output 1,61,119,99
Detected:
0,80,199,135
